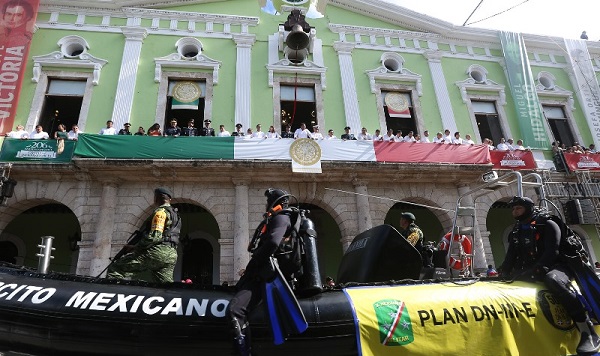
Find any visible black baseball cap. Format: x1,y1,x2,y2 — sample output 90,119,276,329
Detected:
154,187,173,199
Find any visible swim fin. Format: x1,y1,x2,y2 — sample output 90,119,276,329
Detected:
263,258,308,345
567,256,600,324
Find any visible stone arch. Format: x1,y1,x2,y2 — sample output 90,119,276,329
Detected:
369,183,456,234
383,196,452,241
175,230,220,284
0,233,26,265
481,187,530,268
0,183,83,233
0,199,81,273
287,182,359,250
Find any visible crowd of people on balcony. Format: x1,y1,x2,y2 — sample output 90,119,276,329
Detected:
552,141,597,155
5,120,597,158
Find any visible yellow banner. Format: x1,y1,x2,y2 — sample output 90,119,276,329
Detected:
344,281,589,356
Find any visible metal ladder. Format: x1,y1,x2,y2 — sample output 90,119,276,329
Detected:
448,171,545,277
575,170,600,240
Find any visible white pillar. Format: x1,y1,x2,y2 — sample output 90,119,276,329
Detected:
233,34,256,131
333,42,361,133
233,179,250,281
424,50,457,134
111,27,148,128
353,180,372,233
89,182,118,277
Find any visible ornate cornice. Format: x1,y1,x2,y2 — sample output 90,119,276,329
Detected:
266,60,326,89
366,66,422,95
32,52,108,85
455,78,506,105
154,53,221,83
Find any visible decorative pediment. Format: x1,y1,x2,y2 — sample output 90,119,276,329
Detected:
154,52,221,83
32,51,108,85
366,53,422,95
266,60,326,89
535,71,575,111
455,78,506,105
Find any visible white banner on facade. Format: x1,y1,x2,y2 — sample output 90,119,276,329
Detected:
564,39,600,147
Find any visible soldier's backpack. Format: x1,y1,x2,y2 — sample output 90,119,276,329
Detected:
274,207,304,276
249,207,305,277
163,206,182,246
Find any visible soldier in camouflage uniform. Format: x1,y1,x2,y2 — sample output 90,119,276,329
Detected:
107,187,178,283
399,212,423,252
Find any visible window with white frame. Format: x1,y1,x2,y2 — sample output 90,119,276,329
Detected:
456,64,510,144
164,80,207,128
280,85,316,132
367,53,423,135
382,91,417,135
29,36,105,133
39,79,87,137
542,105,576,147
471,100,504,145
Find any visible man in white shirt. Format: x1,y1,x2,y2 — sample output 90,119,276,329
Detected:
325,129,337,140
372,129,383,141
251,124,265,139
30,125,49,139
6,124,28,139
433,132,446,144
393,130,404,142
383,128,394,142
294,122,312,139
266,125,281,139
99,120,117,135
67,124,82,140
515,139,526,150
463,134,475,145
403,131,416,142
496,138,509,151
443,129,452,143
452,132,463,145
311,126,324,140
357,127,372,140
506,138,516,151
420,130,431,143
217,125,231,137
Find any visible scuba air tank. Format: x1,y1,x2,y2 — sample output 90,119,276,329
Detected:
298,209,323,295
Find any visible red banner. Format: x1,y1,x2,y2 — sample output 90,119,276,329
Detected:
563,153,600,171
490,150,537,170
374,142,491,164
0,0,40,134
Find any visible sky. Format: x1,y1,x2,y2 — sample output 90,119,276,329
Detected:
383,0,600,41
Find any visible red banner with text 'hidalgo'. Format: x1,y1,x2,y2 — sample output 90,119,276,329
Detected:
490,150,536,170
0,0,40,134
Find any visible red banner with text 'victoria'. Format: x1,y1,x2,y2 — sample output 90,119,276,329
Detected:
0,0,40,134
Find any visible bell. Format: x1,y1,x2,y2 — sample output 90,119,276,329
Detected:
286,24,310,51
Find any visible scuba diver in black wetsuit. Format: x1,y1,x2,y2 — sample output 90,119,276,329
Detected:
498,196,600,355
226,188,295,356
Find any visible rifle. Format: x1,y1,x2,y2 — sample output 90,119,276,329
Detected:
96,230,146,278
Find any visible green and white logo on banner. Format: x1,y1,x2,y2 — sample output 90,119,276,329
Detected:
374,299,414,346
500,31,550,150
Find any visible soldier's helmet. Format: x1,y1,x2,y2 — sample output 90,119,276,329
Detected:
265,188,289,211
507,196,534,208
508,196,535,216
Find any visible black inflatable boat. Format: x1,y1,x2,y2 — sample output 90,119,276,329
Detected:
0,225,590,356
